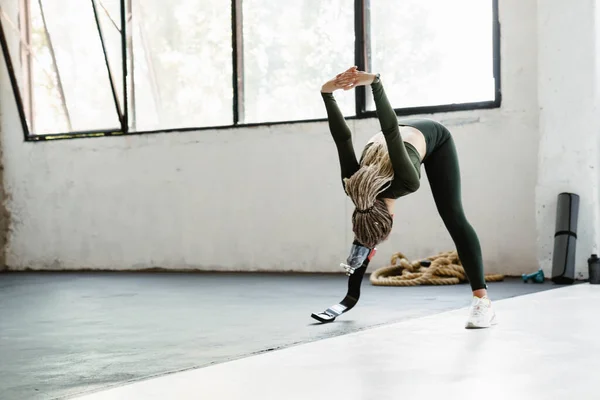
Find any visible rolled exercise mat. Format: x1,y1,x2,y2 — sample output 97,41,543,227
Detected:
551,192,580,284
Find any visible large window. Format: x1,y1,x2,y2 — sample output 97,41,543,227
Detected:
242,0,355,123
131,0,233,131
368,0,496,111
0,0,500,141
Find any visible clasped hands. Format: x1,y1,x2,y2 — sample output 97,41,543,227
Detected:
321,66,377,93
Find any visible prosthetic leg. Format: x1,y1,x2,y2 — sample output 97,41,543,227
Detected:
311,242,376,323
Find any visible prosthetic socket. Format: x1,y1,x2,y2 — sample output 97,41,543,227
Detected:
341,241,376,276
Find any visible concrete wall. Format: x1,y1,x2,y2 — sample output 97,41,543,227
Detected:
536,0,600,279
1,0,593,278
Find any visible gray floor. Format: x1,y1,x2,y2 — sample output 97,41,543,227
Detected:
74,284,600,400
0,272,559,400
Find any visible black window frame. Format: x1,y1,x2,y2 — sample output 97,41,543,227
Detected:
0,0,501,142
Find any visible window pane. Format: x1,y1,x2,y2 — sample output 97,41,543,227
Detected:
12,0,122,135
243,0,355,123
131,0,233,131
368,0,495,110
96,0,124,113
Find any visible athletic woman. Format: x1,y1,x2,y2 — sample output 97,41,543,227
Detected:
317,66,496,329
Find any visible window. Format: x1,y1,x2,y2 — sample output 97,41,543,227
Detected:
131,0,233,131
242,0,355,123
368,0,496,111
0,0,500,141
3,0,123,135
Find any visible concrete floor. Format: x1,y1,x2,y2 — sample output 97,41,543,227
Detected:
73,284,600,400
0,272,558,400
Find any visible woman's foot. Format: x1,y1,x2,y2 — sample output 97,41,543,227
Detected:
465,296,497,329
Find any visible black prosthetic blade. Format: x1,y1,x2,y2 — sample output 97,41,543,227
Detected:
311,241,374,324
311,295,358,324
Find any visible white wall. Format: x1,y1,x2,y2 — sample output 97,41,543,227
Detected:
536,0,600,279
0,0,558,276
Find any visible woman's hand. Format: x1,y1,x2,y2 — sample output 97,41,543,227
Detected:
321,66,363,93
320,78,341,93
335,68,377,90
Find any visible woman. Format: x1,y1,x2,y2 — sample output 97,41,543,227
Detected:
319,66,496,329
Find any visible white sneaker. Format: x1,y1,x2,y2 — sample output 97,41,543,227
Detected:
465,296,497,329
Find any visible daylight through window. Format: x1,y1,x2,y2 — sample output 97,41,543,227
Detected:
0,0,500,139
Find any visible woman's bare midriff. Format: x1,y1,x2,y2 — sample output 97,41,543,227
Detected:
367,126,427,161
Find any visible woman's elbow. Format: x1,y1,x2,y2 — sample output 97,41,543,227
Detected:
406,179,421,193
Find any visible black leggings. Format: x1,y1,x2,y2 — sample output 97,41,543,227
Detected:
423,131,487,291
321,81,486,291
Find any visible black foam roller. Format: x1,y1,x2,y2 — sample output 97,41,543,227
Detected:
551,192,580,284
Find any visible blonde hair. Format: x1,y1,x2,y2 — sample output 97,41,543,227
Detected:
343,135,394,248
